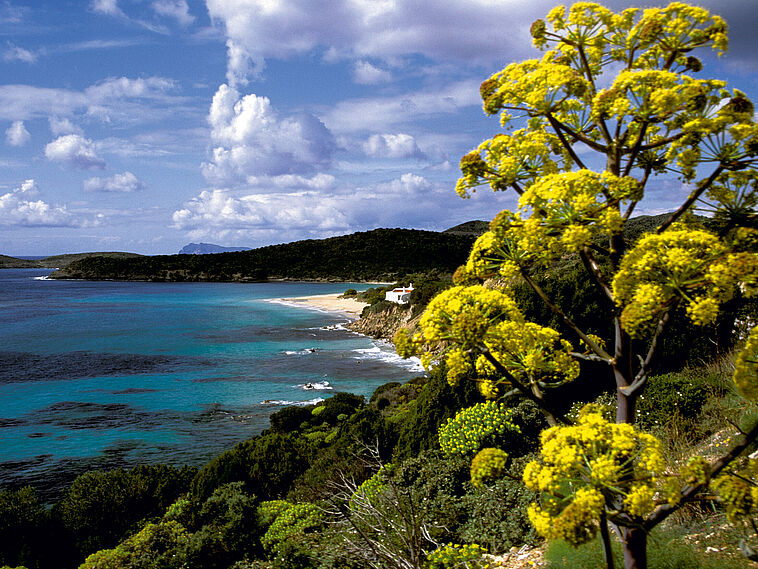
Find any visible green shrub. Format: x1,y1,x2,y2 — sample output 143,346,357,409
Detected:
438,401,520,457
636,370,714,431
270,405,315,432
317,392,364,425
53,464,195,558
393,364,483,462
78,520,189,569
0,487,46,569
261,503,321,563
458,456,538,553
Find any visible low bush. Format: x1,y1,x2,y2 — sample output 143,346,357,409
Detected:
458,456,538,553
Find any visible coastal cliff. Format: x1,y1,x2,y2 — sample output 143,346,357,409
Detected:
347,303,420,341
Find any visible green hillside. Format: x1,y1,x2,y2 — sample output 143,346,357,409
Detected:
50,229,476,282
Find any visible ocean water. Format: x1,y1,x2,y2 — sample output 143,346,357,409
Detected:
0,269,423,498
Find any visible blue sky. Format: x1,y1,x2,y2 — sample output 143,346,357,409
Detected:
1,0,756,255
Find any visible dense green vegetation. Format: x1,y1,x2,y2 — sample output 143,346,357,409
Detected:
0,252,143,270
48,229,475,282
1,353,750,569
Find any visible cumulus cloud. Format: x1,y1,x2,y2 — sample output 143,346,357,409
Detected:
353,60,392,84
3,45,37,63
49,116,83,136
5,120,30,146
83,171,145,192
0,179,81,227
171,171,457,243
363,133,425,159
152,0,194,26
45,134,106,170
205,0,544,85
172,189,350,234
202,84,337,185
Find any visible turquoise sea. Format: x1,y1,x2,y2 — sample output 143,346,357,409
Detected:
0,269,423,498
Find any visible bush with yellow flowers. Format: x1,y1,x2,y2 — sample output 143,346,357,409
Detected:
523,405,665,545
426,543,487,569
470,448,510,488
439,401,520,457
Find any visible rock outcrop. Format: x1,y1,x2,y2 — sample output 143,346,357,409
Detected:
347,303,420,341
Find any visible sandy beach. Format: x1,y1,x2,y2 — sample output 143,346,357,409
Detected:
278,293,369,317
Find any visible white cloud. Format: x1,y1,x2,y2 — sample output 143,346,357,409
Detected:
83,171,145,192
202,84,337,185
205,0,543,85
363,133,425,159
172,189,350,234
353,60,392,84
322,79,481,134
5,120,30,146
152,0,194,26
0,76,183,126
49,116,83,136
84,76,177,100
0,179,81,227
90,0,124,17
45,134,106,170
172,172,451,243
3,45,37,63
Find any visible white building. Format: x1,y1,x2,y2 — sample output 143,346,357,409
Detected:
385,283,414,304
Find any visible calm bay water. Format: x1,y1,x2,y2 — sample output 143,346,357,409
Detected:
0,269,423,497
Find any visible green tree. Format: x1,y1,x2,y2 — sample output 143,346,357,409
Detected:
397,3,758,569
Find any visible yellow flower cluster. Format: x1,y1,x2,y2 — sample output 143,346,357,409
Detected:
712,459,758,524
455,128,570,198
523,406,666,543
402,284,579,392
734,327,758,400
705,170,758,228
439,401,520,457
527,487,605,546
427,543,487,569
475,321,580,390
349,465,392,511
512,170,637,257
470,447,510,487
612,227,758,337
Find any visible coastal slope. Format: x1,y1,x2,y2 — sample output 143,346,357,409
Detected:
50,228,475,282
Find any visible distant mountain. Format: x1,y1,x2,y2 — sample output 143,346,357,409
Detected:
50,229,477,283
443,220,489,236
179,243,252,255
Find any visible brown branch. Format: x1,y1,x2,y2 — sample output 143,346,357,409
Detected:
548,113,608,153
580,248,614,304
576,43,613,145
619,311,672,398
622,122,649,177
546,113,588,170
657,166,724,233
520,269,614,362
645,419,758,530
480,350,568,426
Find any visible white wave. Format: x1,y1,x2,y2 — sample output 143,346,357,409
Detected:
299,380,332,391
352,341,424,372
32,275,51,281
283,347,320,355
259,397,325,407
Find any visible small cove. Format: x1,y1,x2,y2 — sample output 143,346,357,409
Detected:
0,269,423,498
